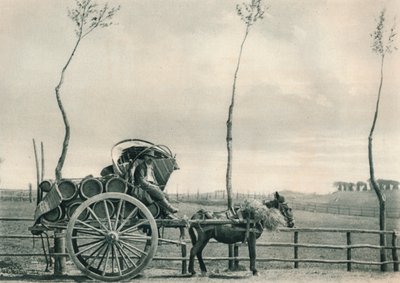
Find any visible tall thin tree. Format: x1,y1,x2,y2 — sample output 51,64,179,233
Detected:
54,0,120,181
369,9,397,271
226,0,265,210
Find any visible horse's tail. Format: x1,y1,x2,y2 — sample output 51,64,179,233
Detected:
188,225,197,246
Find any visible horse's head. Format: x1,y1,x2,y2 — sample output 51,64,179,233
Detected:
263,192,295,228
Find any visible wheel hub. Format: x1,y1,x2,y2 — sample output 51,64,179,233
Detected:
106,231,119,244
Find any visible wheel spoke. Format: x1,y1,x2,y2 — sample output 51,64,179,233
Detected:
115,242,137,268
77,219,107,235
114,199,124,230
97,243,109,271
72,226,103,236
87,206,110,232
77,238,103,249
71,235,104,240
113,244,123,276
111,244,115,273
102,245,111,276
76,239,105,256
114,242,132,269
103,200,113,230
119,239,148,257
116,248,130,270
116,207,139,232
86,242,107,267
119,219,148,234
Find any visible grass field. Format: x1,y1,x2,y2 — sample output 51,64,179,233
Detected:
0,196,399,277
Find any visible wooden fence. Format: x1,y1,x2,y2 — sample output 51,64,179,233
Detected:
0,217,398,276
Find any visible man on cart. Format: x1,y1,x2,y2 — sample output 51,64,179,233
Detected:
134,150,179,216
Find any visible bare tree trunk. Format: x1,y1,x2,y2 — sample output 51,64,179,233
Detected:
54,35,82,182
41,141,44,182
368,55,387,271
226,24,250,210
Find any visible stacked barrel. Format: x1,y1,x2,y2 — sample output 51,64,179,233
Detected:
39,176,128,222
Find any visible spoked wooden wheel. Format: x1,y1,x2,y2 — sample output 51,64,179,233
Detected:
66,193,158,281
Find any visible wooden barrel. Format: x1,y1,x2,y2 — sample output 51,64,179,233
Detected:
80,178,103,200
39,180,54,193
92,200,115,219
139,202,160,218
105,177,127,194
58,180,78,201
43,206,65,222
66,200,89,221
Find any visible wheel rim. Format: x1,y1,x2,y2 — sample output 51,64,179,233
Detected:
66,193,158,281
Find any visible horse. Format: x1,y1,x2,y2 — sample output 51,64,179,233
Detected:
188,192,295,276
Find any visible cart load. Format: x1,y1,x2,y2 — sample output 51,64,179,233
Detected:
33,139,179,224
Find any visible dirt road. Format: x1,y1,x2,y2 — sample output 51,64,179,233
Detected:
1,268,399,283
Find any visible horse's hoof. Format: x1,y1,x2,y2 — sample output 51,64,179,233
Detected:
200,271,208,277
189,270,196,276
252,270,259,276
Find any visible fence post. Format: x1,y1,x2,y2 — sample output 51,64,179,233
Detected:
54,229,66,275
346,232,352,271
29,184,33,203
294,231,299,268
234,244,239,270
179,227,187,274
228,244,234,270
393,232,399,272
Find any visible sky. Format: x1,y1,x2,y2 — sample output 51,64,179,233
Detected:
0,0,399,195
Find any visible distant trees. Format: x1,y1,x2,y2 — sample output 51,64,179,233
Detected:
54,0,120,181
333,180,399,191
368,8,397,271
226,0,266,211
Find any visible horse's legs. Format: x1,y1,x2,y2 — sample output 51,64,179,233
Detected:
197,237,210,275
188,229,198,275
247,232,258,275
189,228,204,275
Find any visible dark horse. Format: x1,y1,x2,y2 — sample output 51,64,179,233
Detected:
188,192,295,276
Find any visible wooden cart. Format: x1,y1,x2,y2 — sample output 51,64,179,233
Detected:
30,139,185,281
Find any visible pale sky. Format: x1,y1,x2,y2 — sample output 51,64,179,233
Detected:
0,0,399,195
